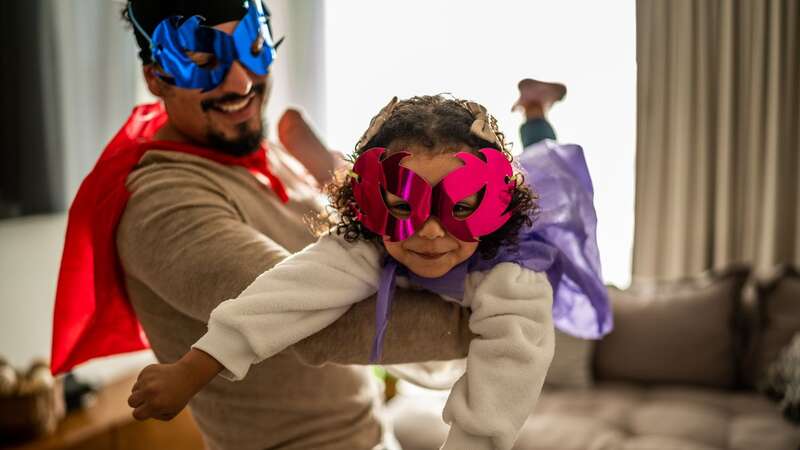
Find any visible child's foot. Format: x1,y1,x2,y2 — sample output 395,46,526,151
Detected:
511,78,567,117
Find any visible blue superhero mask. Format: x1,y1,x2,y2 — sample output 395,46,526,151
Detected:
128,1,278,92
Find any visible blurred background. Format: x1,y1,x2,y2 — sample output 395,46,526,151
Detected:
0,0,636,370
1,0,798,449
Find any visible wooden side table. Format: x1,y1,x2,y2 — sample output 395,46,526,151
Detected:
2,375,204,450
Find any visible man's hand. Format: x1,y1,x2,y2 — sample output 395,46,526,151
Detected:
127,349,223,421
277,108,346,186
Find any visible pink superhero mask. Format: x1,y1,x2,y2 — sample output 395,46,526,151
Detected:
351,147,515,242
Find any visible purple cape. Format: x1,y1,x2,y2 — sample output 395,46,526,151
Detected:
370,141,613,362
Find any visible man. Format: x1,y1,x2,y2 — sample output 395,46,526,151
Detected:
51,1,471,449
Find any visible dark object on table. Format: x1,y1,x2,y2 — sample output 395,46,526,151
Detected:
62,373,96,413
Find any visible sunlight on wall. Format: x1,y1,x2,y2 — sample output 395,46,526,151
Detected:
324,0,637,287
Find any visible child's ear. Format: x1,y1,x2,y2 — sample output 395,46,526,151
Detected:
142,65,168,98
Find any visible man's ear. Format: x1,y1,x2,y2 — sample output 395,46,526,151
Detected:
143,64,168,98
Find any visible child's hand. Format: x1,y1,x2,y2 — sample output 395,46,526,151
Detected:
127,362,197,421
127,349,224,421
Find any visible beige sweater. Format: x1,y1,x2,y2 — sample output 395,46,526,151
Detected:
193,234,555,450
116,145,473,450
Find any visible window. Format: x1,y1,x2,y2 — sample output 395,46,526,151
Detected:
324,1,636,287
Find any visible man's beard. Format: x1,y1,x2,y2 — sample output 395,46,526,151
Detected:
206,121,264,157
201,82,267,157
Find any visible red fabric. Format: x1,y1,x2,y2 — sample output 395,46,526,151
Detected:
51,102,288,374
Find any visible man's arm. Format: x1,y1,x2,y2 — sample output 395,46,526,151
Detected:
277,109,344,186
293,290,473,366
117,162,470,364
193,234,382,380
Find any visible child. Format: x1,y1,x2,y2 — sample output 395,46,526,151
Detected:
128,95,611,450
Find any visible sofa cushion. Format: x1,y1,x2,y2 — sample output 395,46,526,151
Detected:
544,330,594,389
751,266,800,383
618,436,720,450
514,414,625,449
387,382,800,450
759,332,800,424
594,267,749,388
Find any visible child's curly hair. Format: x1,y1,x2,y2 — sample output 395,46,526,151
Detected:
325,95,537,260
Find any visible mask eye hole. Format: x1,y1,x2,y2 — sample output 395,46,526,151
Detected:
185,51,219,69
251,35,265,55
453,202,476,220
453,187,484,220
382,188,412,219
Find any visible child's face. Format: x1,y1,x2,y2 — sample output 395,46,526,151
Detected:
381,145,480,278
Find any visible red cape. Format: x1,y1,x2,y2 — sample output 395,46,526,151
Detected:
51,102,288,374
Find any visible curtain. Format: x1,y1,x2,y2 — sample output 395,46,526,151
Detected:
0,0,141,218
0,1,64,216
48,0,142,205
633,0,800,280
264,0,328,139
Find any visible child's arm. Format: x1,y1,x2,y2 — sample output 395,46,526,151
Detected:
193,234,383,380
128,234,383,420
441,263,555,450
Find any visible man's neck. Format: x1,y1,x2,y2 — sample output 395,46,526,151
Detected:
153,120,262,157
154,122,197,145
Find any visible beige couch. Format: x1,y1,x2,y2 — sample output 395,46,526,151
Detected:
386,266,800,450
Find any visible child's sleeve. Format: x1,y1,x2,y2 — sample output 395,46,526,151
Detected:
441,263,555,450
192,234,383,381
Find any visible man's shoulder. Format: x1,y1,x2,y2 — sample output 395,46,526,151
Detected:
128,142,318,197
125,148,246,195
132,148,234,177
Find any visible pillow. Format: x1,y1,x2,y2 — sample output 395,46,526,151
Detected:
751,266,800,383
759,332,800,424
594,267,749,388
544,330,595,389
388,331,597,390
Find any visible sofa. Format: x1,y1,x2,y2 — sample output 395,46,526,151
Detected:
386,265,800,450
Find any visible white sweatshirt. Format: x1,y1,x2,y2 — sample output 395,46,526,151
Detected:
194,234,555,450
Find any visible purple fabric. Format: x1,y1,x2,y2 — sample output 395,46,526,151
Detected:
511,141,611,338
369,141,613,362
371,259,399,362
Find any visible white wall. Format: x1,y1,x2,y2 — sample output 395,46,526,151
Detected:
0,215,65,367
0,214,153,381
324,0,637,287
263,0,328,142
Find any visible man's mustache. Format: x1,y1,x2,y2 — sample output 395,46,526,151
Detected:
201,83,267,112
